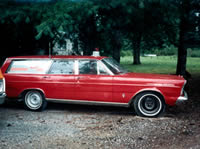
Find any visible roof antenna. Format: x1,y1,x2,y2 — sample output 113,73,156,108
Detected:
49,42,51,59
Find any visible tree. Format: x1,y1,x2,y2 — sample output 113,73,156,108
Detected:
176,0,190,76
123,0,179,65
35,2,74,53
0,2,40,56
73,1,99,55
95,0,126,62
176,0,200,76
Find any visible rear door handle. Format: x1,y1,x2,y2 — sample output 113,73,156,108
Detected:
43,76,50,79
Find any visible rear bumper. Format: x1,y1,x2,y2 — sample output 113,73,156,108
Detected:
176,91,188,105
0,92,6,104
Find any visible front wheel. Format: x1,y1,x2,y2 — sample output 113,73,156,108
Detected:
24,90,47,111
133,92,165,117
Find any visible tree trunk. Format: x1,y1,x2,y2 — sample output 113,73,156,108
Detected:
176,41,187,76
113,45,121,63
133,33,142,65
48,40,53,57
176,0,190,76
112,30,121,63
73,38,80,55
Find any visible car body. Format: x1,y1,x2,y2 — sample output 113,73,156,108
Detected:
0,69,6,104
1,55,188,117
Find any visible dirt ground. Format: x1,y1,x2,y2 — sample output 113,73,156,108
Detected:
0,75,200,149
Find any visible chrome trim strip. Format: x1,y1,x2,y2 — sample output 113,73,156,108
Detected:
0,78,5,93
146,83,176,87
5,80,75,84
3,78,6,92
46,98,129,107
2,79,179,88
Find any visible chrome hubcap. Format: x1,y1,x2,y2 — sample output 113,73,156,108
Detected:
138,94,162,117
25,91,42,110
144,97,155,110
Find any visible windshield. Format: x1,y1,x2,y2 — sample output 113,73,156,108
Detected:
102,58,127,75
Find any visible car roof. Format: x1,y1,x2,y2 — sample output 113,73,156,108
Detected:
7,55,108,60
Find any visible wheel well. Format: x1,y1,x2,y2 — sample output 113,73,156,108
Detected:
20,89,45,99
129,90,165,106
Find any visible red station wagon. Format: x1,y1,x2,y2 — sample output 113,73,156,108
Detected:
1,55,188,117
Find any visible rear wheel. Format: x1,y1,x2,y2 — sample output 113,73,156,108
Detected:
24,90,47,111
133,92,165,117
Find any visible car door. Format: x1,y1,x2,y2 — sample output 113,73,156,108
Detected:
44,59,75,100
75,59,113,102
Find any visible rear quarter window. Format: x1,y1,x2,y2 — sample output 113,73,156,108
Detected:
49,60,75,74
7,60,52,74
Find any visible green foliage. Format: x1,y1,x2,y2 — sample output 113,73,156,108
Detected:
0,0,191,61
153,45,177,56
141,45,178,56
188,48,200,57
120,50,132,57
121,56,200,75
35,2,76,41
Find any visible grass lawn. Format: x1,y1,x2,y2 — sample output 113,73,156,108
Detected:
120,56,200,75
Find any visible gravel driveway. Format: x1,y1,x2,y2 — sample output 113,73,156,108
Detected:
0,76,200,149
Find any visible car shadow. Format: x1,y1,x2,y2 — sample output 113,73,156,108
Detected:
1,99,134,116
48,102,135,116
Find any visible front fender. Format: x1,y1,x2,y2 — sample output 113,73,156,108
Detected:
128,88,165,105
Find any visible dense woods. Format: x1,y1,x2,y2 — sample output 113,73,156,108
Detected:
0,0,200,76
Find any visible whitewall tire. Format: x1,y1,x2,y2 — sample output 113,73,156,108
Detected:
24,90,47,111
133,92,165,117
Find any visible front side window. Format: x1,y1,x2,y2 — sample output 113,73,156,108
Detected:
49,60,75,74
102,58,127,75
79,60,97,75
7,60,51,74
98,62,110,75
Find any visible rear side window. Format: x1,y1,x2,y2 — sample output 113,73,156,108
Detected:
7,60,51,74
49,60,74,74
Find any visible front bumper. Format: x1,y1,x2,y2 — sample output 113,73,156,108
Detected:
176,91,188,105
0,92,6,104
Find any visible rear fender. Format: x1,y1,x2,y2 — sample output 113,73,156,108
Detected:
19,88,46,99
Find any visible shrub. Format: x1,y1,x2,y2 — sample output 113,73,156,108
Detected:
154,45,177,56
121,50,133,57
190,50,200,57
